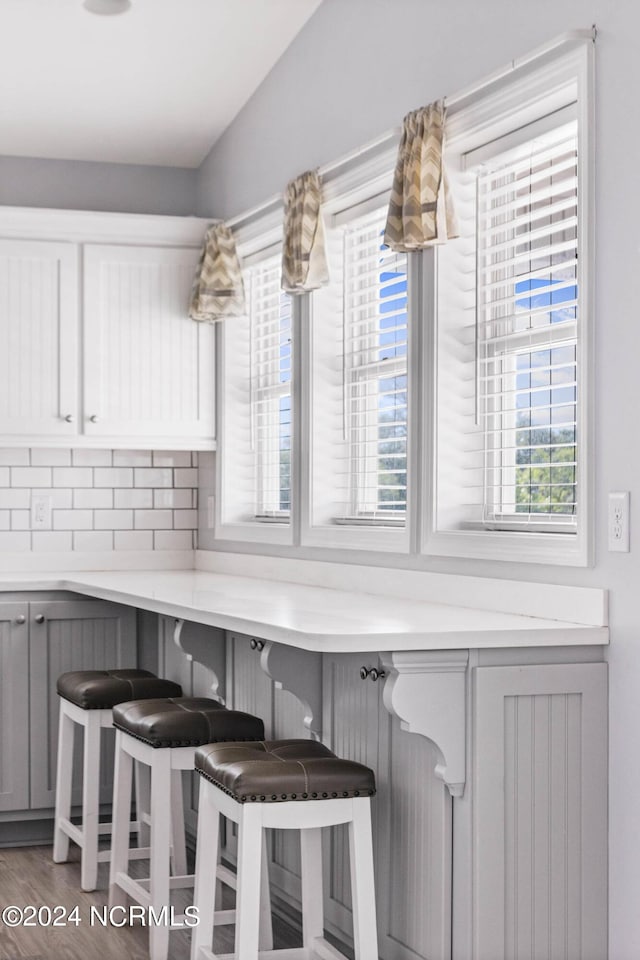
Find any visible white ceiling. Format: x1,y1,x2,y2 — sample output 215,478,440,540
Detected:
0,0,322,168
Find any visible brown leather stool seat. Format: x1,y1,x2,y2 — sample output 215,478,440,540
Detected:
112,697,265,748
56,669,183,710
195,738,376,803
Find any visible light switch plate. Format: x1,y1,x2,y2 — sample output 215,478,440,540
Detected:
31,493,52,530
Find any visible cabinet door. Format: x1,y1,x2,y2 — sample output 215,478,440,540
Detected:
0,239,78,436
29,599,137,810
473,662,608,960
83,243,215,444
0,603,29,812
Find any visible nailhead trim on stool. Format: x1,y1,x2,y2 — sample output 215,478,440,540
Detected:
112,696,265,747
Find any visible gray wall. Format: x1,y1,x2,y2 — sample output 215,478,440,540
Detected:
0,155,197,216
195,2,640,957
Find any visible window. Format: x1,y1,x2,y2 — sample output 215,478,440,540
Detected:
306,201,411,551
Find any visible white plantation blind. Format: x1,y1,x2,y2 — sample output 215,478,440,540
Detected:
341,210,408,522
248,259,292,518
476,122,579,529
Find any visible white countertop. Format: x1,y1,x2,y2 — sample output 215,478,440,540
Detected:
0,569,609,652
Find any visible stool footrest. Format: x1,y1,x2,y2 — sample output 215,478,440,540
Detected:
114,871,152,908
59,816,143,848
197,944,348,960
216,864,236,889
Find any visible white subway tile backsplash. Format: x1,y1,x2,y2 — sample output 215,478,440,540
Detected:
0,489,31,509
115,530,153,551
174,509,198,529
32,531,73,552
74,531,114,552
94,509,134,530
0,531,31,551
134,509,173,530
72,449,112,466
134,468,172,488
154,530,193,551
53,509,93,530
31,449,72,466
174,468,198,488
113,450,153,467
0,448,199,555
94,467,133,488
0,449,29,466
73,488,113,509
152,451,192,467
154,488,192,509
53,467,93,488
12,466,51,487
115,489,153,509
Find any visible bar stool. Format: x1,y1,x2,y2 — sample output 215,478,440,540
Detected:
190,738,378,960
53,668,183,892
109,697,269,960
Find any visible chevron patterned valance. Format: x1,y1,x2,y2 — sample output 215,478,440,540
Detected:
384,100,458,252
189,222,246,323
281,170,329,294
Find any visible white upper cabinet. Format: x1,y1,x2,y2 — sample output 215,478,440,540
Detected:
83,244,215,445
0,239,78,438
0,208,216,449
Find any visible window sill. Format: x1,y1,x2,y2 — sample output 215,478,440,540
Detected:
302,522,410,554
423,526,590,567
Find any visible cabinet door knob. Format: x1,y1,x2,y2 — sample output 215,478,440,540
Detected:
15,615,26,625
249,638,264,652
90,415,100,423
34,614,46,624
359,666,371,680
64,414,75,423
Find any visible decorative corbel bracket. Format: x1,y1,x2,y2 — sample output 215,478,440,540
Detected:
259,641,323,741
380,649,469,797
173,618,226,703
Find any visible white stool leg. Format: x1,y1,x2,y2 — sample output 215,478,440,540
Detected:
300,826,324,950
135,759,151,848
190,780,220,960
235,805,263,960
258,831,273,950
170,768,188,877
149,750,172,960
348,799,378,960
52,701,74,863
109,731,134,909
80,710,102,891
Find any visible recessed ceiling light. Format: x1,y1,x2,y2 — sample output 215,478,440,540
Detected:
83,0,131,15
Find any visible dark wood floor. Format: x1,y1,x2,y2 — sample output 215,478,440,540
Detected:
0,844,299,960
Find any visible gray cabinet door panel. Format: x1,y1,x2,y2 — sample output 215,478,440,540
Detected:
29,599,137,810
0,603,29,812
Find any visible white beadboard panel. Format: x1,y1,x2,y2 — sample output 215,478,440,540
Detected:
52,467,93,488
134,509,173,530
31,448,72,466
154,530,193,550
94,509,133,530
154,488,192,509
74,531,114,552
0,239,78,438
94,467,133,488
73,488,114,509
32,531,73,552
113,450,153,467
153,451,193,467
134,468,173,488
53,509,93,530
473,663,608,960
72,449,113,466
11,466,51,487
82,244,215,443
114,488,153,509
114,530,153,551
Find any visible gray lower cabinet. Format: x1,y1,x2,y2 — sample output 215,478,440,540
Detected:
0,603,30,812
0,597,137,815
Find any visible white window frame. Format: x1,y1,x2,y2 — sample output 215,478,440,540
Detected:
423,40,594,566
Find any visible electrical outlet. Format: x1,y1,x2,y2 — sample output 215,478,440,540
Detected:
608,491,630,552
31,493,52,530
